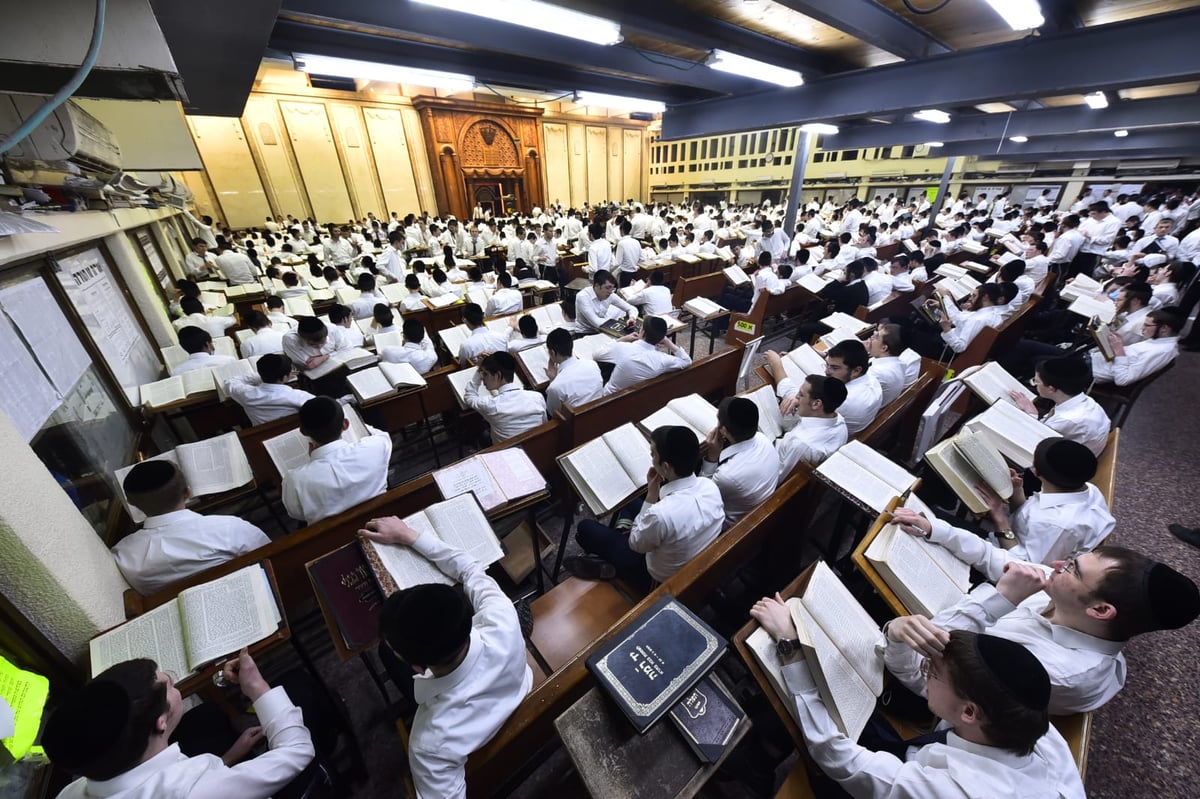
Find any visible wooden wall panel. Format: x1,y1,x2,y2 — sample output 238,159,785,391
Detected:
399,106,438,213
542,122,571,208
623,129,644,202
278,101,354,222
585,126,608,204
328,103,386,220
363,106,422,217
607,127,624,203
185,116,270,228
567,124,588,208
242,96,308,220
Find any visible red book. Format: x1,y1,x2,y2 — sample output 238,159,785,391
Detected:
308,543,383,652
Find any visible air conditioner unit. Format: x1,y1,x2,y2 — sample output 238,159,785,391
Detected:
912,145,930,157
1117,159,1180,173
996,164,1036,175
0,96,121,175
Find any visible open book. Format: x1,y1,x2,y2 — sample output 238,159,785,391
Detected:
161,337,238,370
924,429,1012,514
378,283,407,305
371,331,404,352
1059,274,1104,302
1090,318,1116,361
347,361,427,403
738,384,785,441
934,263,970,280
745,561,886,740
115,432,254,524
639,394,718,440
959,240,988,256
334,287,360,305
524,303,566,331
558,422,653,515
360,493,505,592
815,440,919,514
619,280,646,302
282,296,315,317
426,292,462,309
90,564,282,679
723,265,751,286
224,283,260,298
910,380,968,465
262,405,370,478
432,448,546,512
959,361,1036,407
1067,294,1116,323
139,370,217,409
775,345,827,387
682,297,726,319
963,398,1057,469
447,366,479,409
819,312,872,337
304,347,378,379
214,359,258,402
437,326,470,360
938,275,981,303
858,504,971,618
795,273,831,294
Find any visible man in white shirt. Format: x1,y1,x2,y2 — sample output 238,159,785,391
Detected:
226,354,316,426
213,244,258,285
171,326,237,376
1008,357,1110,456
1091,306,1182,385
184,238,219,279
349,273,385,319
444,218,468,256
281,397,392,524
327,304,364,350
766,371,849,480
862,259,894,306
175,296,237,342
323,226,358,268
633,270,674,315
398,274,427,313
613,220,642,287
44,650,313,799
934,283,1010,354
463,351,547,442
754,219,791,262
485,271,524,317
265,296,298,331
562,210,583,242
586,223,614,275
865,323,918,406
595,316,691,396
1124,218,1179,269
363,516,532,799
1047,215,1086,276
111,460,270,595
750,597,1086,799
1076,202,1122,277
381,319,439,374
543,329,603,416
378,232,408,282
570,426,723,593
783,339,880,435
282,316,341,371
700,397,778,529
238,311,285,359
457,303,509,367
576,270,638,332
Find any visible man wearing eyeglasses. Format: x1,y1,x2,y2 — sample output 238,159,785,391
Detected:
1091,306,1183,385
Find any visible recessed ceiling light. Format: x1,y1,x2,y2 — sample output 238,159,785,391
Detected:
799,123,839,135
1010,135,1029,143
914,109,951,124
925,141,945,147
1085,91,1109,109
1114,129,1129,137
706,50,803,87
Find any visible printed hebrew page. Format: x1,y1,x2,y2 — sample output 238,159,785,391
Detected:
740,385,784,440
603,423,653,483
640,406,693,437
89,601,189,681
563,439,637,515
141,376,187,409
371,511,453,589
841,441,917,495
262,429,312,478
479,449,545,502
517,346,551,386
379,361,425,388
425,494,505,567
177,565,281,668
866,525,968,617
816,451,903,514
801,561,886,695
433,456,505,511
671,394,719,437
794,602,876,741
348,368,395,403
176,432,252,495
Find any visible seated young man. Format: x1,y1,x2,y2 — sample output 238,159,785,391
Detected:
700,397,779,529
112,460,270,595
327,303,364,349
238,311,285,359
349,273,383,319
43,651,313,799
281,397,392,524
506,314,544,353
594,315,691,396
360,516,532,799
380,318,439,374
544,328,603,416
569,426,724,594
576,269,638,332
457,303,509,367
884,518,1200,714
633,270,674,315
463,351,547,443
225,353,316,426
1008,356,1110,456
1091,306,1183,385
866,322,921,406
282,315,341,371
175,296,237,340
933,282,1011,354
485,271,524,317
171,326,237,376
789,339,881,435
769,372,849,480
398,274,427,312
750,598,1085,799
264,295,298,331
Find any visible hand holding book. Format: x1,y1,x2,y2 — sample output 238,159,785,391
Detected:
891,507,932,538
750,593,799,646
219,648,271,703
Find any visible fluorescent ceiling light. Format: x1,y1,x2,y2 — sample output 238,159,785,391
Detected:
294,54,475,92
574,92,665,114
913,109,951,124
1114,129,1129,137
706,50,803,88
1009,135,1029,143
799,123,839,135
984,0,1044,30
412,0,621,46
1085,91,1109,109
925,141,945,148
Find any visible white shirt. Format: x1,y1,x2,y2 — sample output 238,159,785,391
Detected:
930,583,1126,715
1114,305,1150,345
170,351,236,376
463,378,547,443
1048,229,1085,264
1129,233,1179,268
869,356,912,406
545,357,603,416
214,251,258,285
226,375,315,426
350,291,385,319
836,374,883,435
614,236,642,273
575,287,638,332
1041,393,1111,456
323,237,357,267
942,304,1007,354
862,270,893,305
177,312,236,341
700,433,779,529
458,327,509,367
596,339,691,396
407,531,532,799
184,251,216,278
112,509,270,596
486,288,524,317
381,339,439,373
587,238,613,274
628,475,724,583
281,429,392,523
1090,335,1177,385
281,331,337,368
378,246,408,282
267,311,298,331
775,414,848,481
636,285,674,315
400,293,427,312
239,327,285,358
1004,485,1115,567
1080,213,1121,255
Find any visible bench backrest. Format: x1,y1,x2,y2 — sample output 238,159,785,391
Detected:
725,286,816,346
238,414,305,486
671,270,727,307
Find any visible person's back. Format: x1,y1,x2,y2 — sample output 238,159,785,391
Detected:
214,247,257,285
381,319,439,373
171,324,236,376
458,303,509,366
225,354,316,427
544,329,603,415
597,316,690,395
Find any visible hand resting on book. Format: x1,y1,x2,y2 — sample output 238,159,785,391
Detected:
1008,390,1040,416
884,616,949,659
750,593,798,643
891,508,932,538
359,516,421,547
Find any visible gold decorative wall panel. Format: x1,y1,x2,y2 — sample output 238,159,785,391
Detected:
541,122,571,207
328,103,386,221
363,106,422,216
241,96,309,221
586,126,609,204
185,116,270,228
624,128,644,202
278,100,354,222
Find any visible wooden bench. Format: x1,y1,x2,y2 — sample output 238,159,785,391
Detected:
726,286,820,347
671,270,727,308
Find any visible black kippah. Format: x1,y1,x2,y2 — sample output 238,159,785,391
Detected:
382,584,473,666
1034,438,1096,489
1144,562,1200,630
299,396,341,431
122,460,177,495
726,397,759,432
297,316,325,336
42,681,131,771
973,634,1050,711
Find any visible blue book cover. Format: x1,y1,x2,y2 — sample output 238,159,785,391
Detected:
586,595,726,733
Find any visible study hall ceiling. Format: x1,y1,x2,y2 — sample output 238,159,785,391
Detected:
150,0,1200,158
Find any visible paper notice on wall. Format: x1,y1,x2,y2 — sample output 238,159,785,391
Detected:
0,280,91,395
0,311,59,441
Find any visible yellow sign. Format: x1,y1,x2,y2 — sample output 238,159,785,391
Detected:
0,655,49,761
733,320,756,334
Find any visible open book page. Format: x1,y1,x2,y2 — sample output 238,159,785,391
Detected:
820,312,870,333
283,297,314,317
438,326,470,359
953,431,1012,498
161,346,187,370
842,441,917,495
819,327,860,349
433,456,505,511
1067,295,1116,323
262,430,312,477
214,360,256,401
176,432,253,495
683,297,724,318
181,369,216,396
371,511,453,589
425,494,505,567
572,333,612,361
785,345,827,383
90,601,189,680
670,394,720,437
427,293,461,309
740,384,784,440
965,399,1055,469
816,450,904,514
348,368,395,403
924,438,991,514
744,618,802,727
801,562,886,696
793,602,877,741
211,338,238,359
177,565,281,669
796,274,829,294
865,524,968,617
379,283,406,304
448,367,478,409
141,376,187,409
641,406,694,438
334,287,359,305
379,361,425,388
962,362,1034,406
603,423,653,484
115,452,180,524
517,346,551,386
724,265,751,285
304,356,345,380
373,331,404,352
1060,274,1103,301
334,347,377,370
480,449,546,502
562,438,639,515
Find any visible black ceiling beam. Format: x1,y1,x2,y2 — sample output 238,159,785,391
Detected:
772,0,950,60
1038,0,1085,35
661,9,1200,139
278,1,765,97
942,129,1200,158
151,0,282,116
830,95,1200,149
984,149,1194,163
269,20,712,104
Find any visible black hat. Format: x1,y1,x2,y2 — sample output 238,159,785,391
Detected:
296,316,326,337
122,460,178,495
974,633,1051,711
1145,562,1200,630
299,396,343,433
1033,438,1097,490
42,681,131,773
1037,357,1092,394
380,584,473,666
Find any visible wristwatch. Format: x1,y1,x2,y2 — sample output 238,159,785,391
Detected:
997,528,1017,541
776,638,802,658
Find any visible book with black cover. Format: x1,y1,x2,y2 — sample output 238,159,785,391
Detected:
307,542,383,652
586,595,727,733
668,673,747,763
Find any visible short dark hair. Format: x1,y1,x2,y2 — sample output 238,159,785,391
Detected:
402,318,425,344
650,425,700,477
328,304,351,325
593,269,616,288
373,304,394,327
999,260,1026,282
463,303,485,327
357,273,376,292
297,316,327,342
180,296,204,315
498,271,514,288
718,397,757,441
650,270,665,285
266,295,285,310
299,397,345,444
977,283,1007,306
546,327,573,358
1034,357,1091,396
518,315,538,338
806,374,847,412
642,315,668,345
245,310,270,331
1149,305,1185,334
256,353,292,383
177,326,212,354
122,460,186,516
405,274,420,291
875,323,905,355
481,350,516,382
827,339,869,375
380,584,472,667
